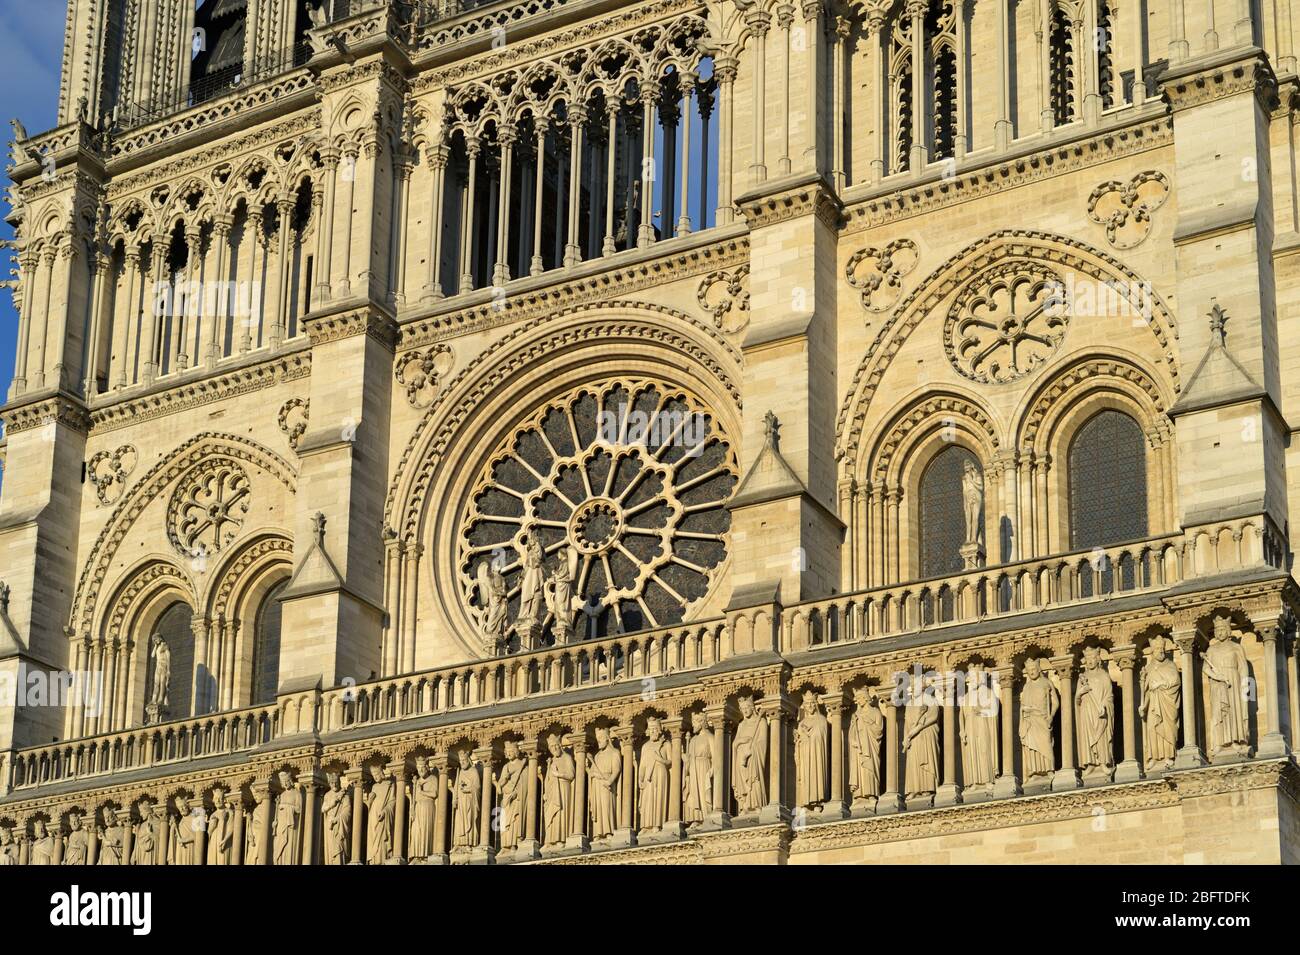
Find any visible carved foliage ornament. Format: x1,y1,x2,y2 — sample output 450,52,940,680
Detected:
945,262,1069,385
87,445,138,505
1086,171,1170,250
697,265,750,334
166,459,252,559
396,344,455,409
846,238,920,313
459,379,738,640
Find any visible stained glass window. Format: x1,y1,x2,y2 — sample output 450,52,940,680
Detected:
919,446,981,579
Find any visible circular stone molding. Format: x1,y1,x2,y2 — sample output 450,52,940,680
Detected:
166,459,252,559
944,262,1069,385
457,378,738,639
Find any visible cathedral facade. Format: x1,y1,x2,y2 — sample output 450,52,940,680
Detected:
0,0,1299,865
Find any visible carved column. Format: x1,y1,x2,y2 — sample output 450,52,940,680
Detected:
936,672,962,807
822,693,848,818
715,56,737,224
83,247,111,395
566,736,590,851
231,794,245,866
458,138,479,293
430,756,451,865
254,780,274,866
758,698,789,825
1114,648,1141,782
747,10,769,183
347,769,365,864
564,110,585,267
616,730,636,846
388,761,409,863
473,749,495,864
1051,654,1081,790
907,0,927,171
878,693,904,813
9,251,35,395
993,664,1021,798
637,84,658,249
1256,622,1289,758
1173,632,1205,768
423,143,449,302
665,716,685,839
703,704,731,829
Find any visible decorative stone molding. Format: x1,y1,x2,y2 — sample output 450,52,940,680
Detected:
303,306,399,350
86,444,138,505
277,398,310,450
944,262,1069,385
696,265,750,333
0,395,91,436
89,353,311,436
1160,51,1278,114
1086,171,1170,250
845,239,920,314
395,345,455,409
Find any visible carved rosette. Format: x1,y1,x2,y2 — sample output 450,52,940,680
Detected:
944,263,1069,385
845,238,919,313
697,265,751,334
395,344,455,409
458,379,738,639
277,398,309,450
166,460,252,559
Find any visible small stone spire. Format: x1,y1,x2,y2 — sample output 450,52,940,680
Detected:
763,410,780,449
312,512,327,547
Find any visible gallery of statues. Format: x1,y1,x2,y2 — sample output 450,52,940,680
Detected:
1,0,1300,868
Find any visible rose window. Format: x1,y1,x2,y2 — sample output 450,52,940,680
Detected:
167,460,251,558
458,379,738,641
945,263,1069,384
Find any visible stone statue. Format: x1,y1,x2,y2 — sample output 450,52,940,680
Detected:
638,717,672,831
306,2,329,28
902,679,940,803
131,801,156,865
544,547,579,642
63,813,88,865
587,726,622,840
540,733,575,846
731,694,769,814
794,694,829,809
960,665,999,792
273,771,302,865
475,560,509,654
364,764,395,862
961,459,984,548
515,532,546,639
146,633,171,723
496,740,529,851
682,711,714,824
408,757,438,861
1020,658,1059,782
1075,647,1115,780
168,797,199,865
207,788,234,866
29,819,54,865
1203,616,1252,758
321,772,352,865
847,687,884,805
246,789,270,865
1140,637,1181,771
97,807,124,865
0,826,17,865
451,749,480,850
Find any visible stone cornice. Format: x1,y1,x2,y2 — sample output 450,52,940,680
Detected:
737,172,844,231
1160,47,1279,114
842,116,1172,235
397,230,750,348
87,352,311,436
0,392,91,436
303,302,399,350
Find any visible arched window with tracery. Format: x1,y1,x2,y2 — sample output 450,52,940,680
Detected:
919,445,982,579
251,581,286,705
886,0,958,174
1049,7,1076,126
1068,409,1148,551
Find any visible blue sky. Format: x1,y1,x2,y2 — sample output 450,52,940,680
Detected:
0,1,65,403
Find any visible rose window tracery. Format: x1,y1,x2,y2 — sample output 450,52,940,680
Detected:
458,379,738,642
167,460,252,559
945,263,1069,384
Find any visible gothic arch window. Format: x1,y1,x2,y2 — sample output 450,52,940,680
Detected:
886,1,958,173
1068,409,1148,551
918,445,982,579
251,581,286,705
192,0,248,105
144,601,195,720
1096,1,1116,110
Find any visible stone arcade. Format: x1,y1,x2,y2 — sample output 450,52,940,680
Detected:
2,0,1300,864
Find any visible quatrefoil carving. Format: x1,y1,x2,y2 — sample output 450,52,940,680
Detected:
697,265,751,334
395,344,455,409
1086,171,1170,250
87,445,138,506
845,238,920,313
278,398,309,450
